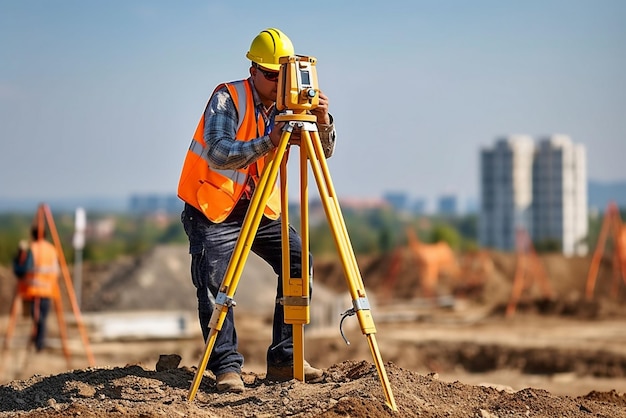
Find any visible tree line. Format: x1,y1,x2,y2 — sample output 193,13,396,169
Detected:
0,204,617,268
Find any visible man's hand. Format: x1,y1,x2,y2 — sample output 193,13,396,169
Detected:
270,121,302,147
270,122,285,147
310,91,330,125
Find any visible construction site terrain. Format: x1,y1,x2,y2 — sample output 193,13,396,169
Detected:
1,244,625,417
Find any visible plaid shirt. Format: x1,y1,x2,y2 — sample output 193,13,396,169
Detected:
202,77,336,171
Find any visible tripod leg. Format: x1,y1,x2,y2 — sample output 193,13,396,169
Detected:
278,145,310,381
52,296,72,368
303,131,367,307
188,128,292,401
294,146,310,380
42,204,95,366
0,292,22,378
301,130,397,411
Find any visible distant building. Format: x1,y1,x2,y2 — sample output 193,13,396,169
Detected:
129,194,182,215
411,198,427,215
437,194,458,217
532,135,588,256
479,136,535,251
380,193,429,215
479,135,588,256
382,192,409,212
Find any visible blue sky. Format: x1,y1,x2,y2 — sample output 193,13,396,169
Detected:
1,1,624,210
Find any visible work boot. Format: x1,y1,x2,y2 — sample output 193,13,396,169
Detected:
215,372,244,393
266,360,324,383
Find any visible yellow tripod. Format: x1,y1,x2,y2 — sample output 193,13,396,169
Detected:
187,56,396,411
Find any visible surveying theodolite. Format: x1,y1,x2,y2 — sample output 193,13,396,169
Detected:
187,55,397,411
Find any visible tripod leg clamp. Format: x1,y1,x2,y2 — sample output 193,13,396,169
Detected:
339,297,377,342
280,279,310,325
215,292,236,308
208,292,236,330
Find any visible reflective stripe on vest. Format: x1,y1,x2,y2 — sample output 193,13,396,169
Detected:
33,265,59,274
188,136,249,186
177,79,281,223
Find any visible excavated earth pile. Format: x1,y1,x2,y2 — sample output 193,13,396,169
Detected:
1,360,626,417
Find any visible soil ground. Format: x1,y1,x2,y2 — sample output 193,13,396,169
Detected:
1,246,626,417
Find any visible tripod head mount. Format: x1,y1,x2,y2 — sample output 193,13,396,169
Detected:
276,55,319,112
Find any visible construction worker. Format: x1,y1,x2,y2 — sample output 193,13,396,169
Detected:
16,226,61,352
178,28,336,393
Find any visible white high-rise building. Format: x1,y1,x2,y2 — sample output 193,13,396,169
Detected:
479,135,588,256
532,135,588,256
479,136,535,251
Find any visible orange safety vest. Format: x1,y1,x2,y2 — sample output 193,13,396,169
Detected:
177,79,281,223
19,239,60,300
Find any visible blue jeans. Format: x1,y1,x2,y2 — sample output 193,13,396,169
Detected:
181,201,312,376
30,297,51,351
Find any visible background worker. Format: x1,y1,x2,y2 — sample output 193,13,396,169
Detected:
15,226,60,352
178,28,336,393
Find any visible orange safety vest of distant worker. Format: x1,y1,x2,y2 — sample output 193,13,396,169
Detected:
19,239,60,300
177,79,281,223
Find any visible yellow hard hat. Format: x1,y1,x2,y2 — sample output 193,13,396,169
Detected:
246,28,294,71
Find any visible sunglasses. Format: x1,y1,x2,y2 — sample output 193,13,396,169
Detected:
254,64,280,82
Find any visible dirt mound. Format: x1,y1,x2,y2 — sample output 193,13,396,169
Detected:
78,245,280,313
1,360,625,418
